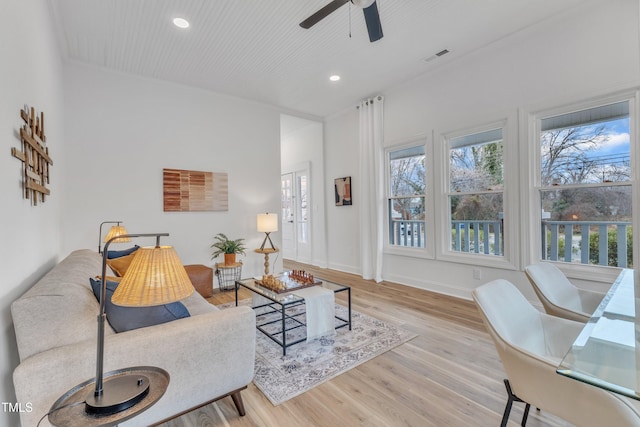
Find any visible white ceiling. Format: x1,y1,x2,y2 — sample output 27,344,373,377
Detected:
50,0,586,119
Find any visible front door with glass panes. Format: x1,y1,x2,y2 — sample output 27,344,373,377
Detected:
281,170,311,262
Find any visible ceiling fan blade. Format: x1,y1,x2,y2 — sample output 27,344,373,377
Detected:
300,0,350,29
362,1,383,42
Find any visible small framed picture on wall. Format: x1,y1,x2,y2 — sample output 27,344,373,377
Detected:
335,176,352,206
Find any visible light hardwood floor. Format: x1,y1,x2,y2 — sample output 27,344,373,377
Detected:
162,261,571,427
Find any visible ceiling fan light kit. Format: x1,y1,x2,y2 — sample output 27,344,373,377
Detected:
300,0,383,43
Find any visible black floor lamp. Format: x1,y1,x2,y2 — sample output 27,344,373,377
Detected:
49,233,194,425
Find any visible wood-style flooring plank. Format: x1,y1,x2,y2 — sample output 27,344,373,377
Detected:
162,260,570,427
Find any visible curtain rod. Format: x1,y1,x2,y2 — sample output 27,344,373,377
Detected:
356,95,384,109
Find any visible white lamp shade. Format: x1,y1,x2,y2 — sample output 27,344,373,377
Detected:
257,213,278,233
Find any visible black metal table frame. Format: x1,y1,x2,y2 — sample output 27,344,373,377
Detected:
235,279,351,355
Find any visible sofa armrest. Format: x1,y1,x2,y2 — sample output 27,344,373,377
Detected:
13,306,256,427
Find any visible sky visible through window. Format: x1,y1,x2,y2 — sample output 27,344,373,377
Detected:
588,118,629,161
541,116,630,186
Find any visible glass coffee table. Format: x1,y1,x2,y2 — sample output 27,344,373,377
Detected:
235,276,351,355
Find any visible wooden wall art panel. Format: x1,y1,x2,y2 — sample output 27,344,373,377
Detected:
163,168,228,212
11,106,53,205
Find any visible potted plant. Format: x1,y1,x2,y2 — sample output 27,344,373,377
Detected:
211,233,246,265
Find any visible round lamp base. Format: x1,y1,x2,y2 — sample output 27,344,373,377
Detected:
85,374,150,415
49,366,168,427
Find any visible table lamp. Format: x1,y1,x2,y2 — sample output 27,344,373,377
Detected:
257,213,278,251
98,221,131,253
51,233,194,423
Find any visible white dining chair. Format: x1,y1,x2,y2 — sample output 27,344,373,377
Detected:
473,279,640,427
525,262,605,322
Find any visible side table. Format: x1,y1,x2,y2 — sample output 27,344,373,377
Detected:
215,262,242,291
254,248,278,275
48,366,169,426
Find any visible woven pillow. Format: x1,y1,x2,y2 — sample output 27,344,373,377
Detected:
106,252,136,277
89,278,190,333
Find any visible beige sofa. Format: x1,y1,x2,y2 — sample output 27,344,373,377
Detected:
11,249,256,426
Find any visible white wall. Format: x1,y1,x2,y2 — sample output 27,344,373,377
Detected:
0,0,64,422
324,109,361,274
323,0,640,298
61,63,283,279
281,115,328,267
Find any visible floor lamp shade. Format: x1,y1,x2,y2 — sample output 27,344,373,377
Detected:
111,246,194,307
98,221,131,253
104,225,131,244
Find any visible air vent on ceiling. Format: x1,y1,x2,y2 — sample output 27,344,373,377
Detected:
423,49,450,63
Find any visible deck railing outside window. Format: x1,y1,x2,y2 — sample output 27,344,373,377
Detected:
542,220,632,267
451,220,503,255
389,219,425,248
390,218,632,267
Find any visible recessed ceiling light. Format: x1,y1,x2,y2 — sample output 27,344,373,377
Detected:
173,17,190,29
329,75,341,82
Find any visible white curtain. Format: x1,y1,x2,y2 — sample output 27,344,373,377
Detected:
358,96,384,282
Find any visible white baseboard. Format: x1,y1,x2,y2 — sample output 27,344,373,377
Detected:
383,272,473,301
326,262,360,276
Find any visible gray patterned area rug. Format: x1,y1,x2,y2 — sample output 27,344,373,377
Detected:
218,299,417,405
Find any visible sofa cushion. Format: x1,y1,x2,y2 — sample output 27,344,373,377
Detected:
106,245,139,259
106,252,136,277
90,278,190,332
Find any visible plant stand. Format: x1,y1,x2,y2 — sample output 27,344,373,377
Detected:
215,262,242,291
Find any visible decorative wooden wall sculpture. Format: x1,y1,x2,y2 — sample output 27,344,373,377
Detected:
163,168,228,212
11,106,53,205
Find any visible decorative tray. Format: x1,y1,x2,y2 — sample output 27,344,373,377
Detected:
255,270,322,294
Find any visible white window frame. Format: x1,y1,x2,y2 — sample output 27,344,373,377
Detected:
523,90,639,283
384,135,435,259
436,118,519,270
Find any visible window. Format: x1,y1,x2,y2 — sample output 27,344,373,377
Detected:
447,128,504,256
387,145,426,248
537,100,632,267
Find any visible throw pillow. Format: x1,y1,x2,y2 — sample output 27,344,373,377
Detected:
89,278,190,333
106,245,140,259
106,252,137,277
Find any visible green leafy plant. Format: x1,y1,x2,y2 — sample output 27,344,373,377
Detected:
589,227,633,268
210,233,246,259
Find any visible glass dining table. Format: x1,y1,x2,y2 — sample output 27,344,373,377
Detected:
557,268,640,400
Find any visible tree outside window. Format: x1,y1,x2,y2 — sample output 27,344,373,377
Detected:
448,129,504,256
388,145,426,247
539,101,632,267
